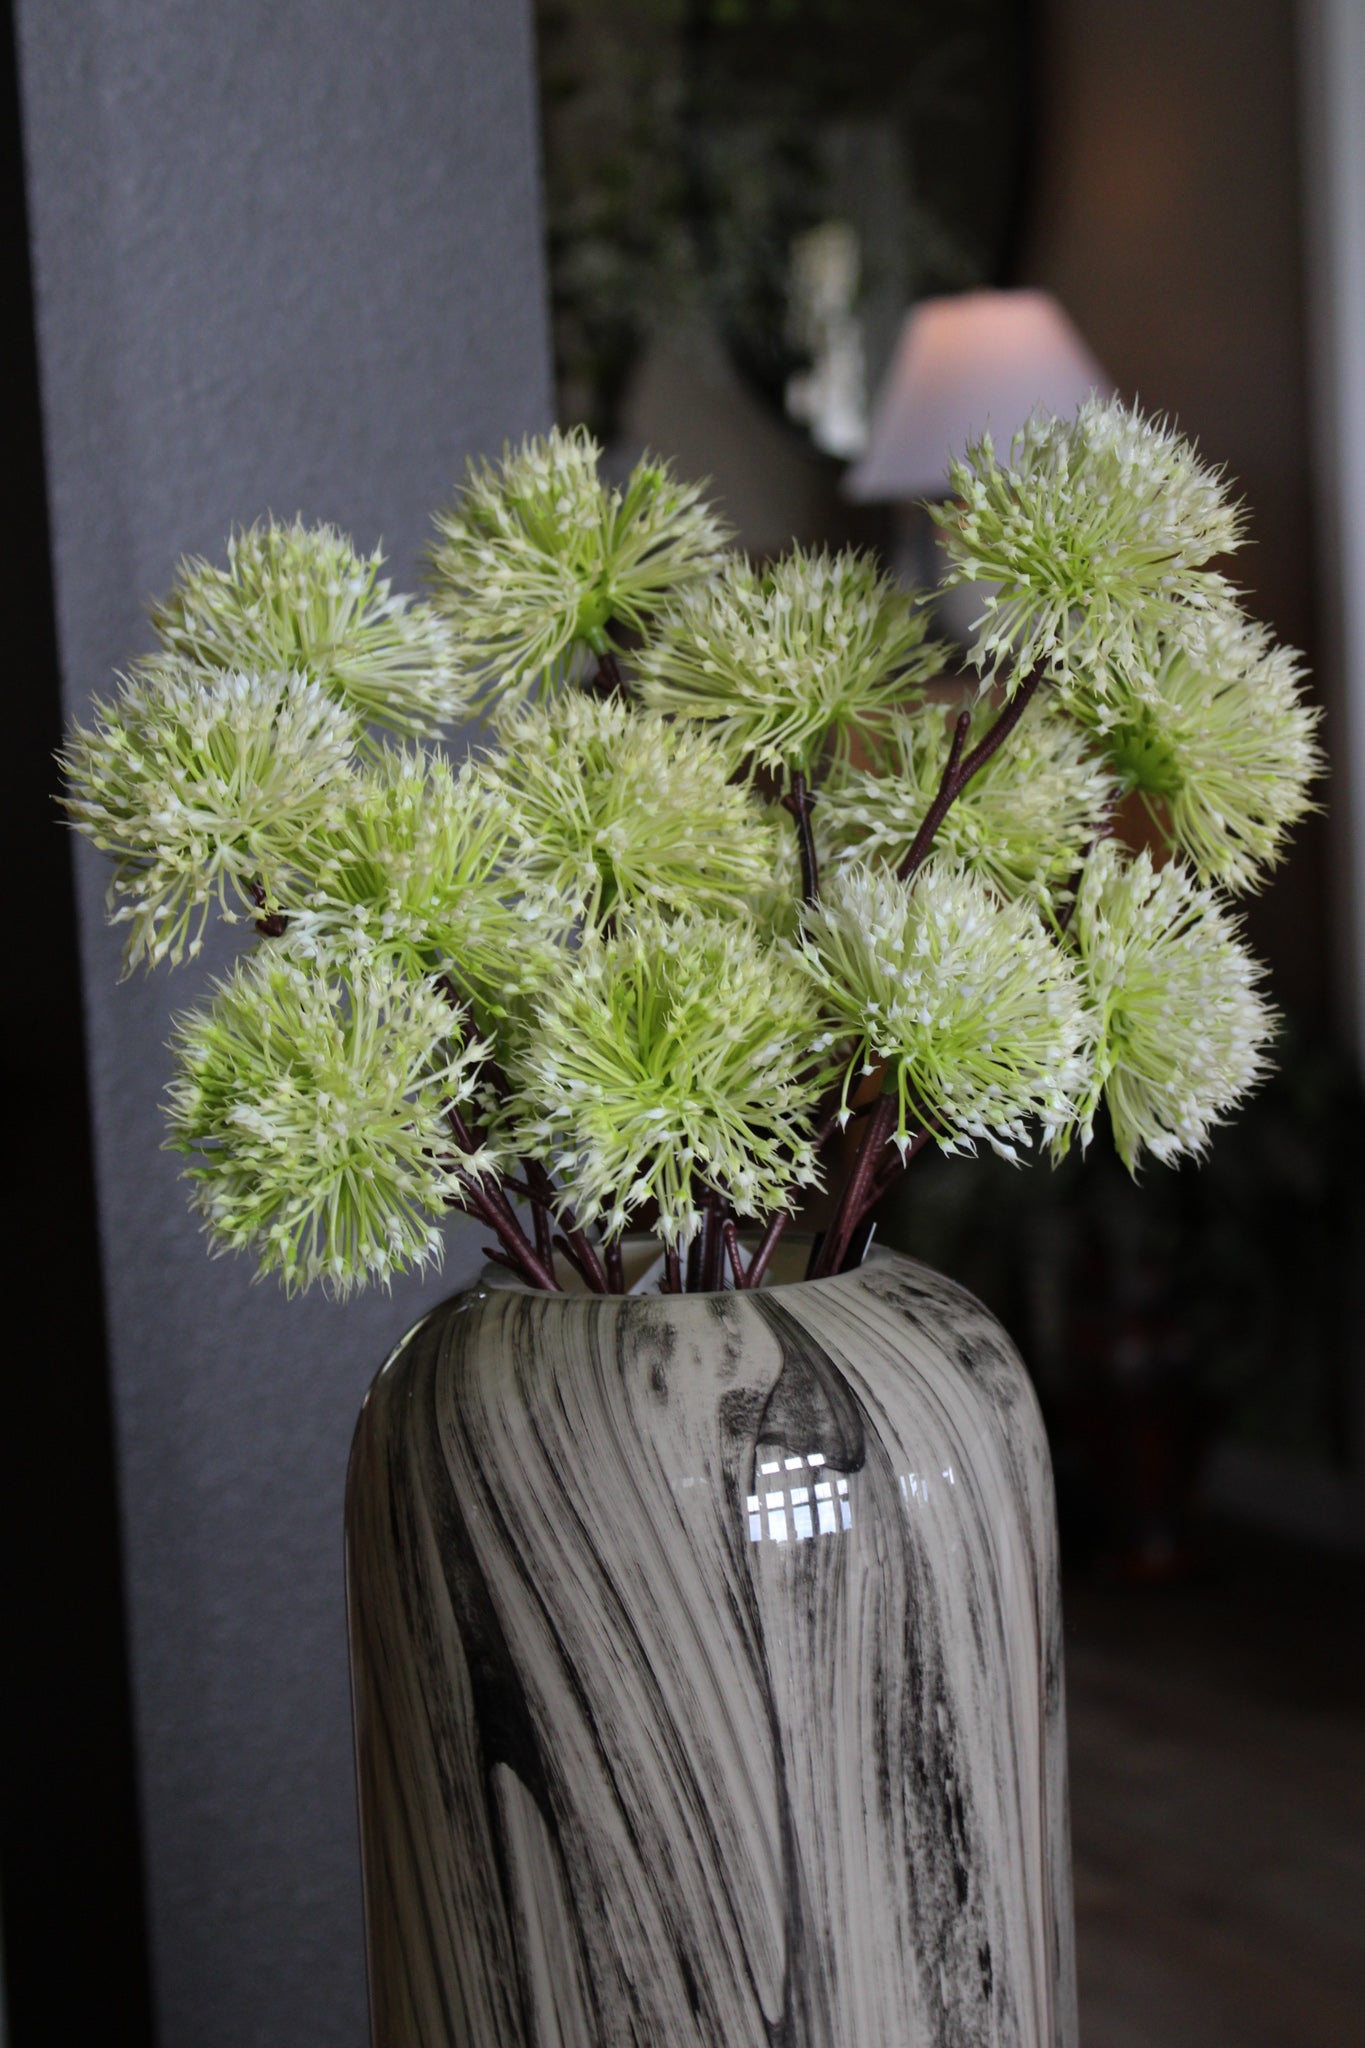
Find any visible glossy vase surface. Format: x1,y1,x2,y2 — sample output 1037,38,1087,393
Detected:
346,1247,1077,2046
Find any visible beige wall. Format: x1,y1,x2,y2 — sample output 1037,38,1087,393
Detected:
1023,0,1332,1022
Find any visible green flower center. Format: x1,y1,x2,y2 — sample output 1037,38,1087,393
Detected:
1109,717,1183,798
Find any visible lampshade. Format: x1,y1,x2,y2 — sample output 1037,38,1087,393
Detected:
843,289,1112,502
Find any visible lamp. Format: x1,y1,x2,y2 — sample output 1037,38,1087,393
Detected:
844,288,1113,502
843,289,1112,643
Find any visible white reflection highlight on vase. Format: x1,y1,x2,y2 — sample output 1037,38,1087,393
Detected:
747,1452,851,1543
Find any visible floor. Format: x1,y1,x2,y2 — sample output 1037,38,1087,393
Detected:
1064,1525,1365,2047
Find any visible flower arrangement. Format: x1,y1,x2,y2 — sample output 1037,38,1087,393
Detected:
60,403,1321,1297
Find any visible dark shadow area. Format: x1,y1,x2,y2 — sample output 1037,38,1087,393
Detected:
1,2,156,2037
1065,1524,1365,2047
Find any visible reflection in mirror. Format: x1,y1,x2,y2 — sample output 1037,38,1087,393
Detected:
536,1,1036,555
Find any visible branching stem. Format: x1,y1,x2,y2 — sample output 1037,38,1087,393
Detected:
897,672,1042,882
812,1092,897,1278
781,769,821,905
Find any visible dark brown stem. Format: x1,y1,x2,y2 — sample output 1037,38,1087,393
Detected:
553,1233,603,1293
480,1246,519,1273
810,1091,876,1154
247,876,288,938
530,1193,554,1270
450,1170,560,1291
813,1092,898,1278
721,1219,748,1290
444,1105,561,1290
701,1196,725,1292
590,650,623,697
854,1123,935,1227
780,769,820,905
898,673,1042,883
561,1219,609,1294
605,1237,625,1295
519,1158,560,1271
664,1247,683,1295
524,1158,609,1294
744,1211,790,1292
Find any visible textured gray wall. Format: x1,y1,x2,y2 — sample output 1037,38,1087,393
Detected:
15,4,551,2040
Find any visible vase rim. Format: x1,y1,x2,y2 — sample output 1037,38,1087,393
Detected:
478,1231,883,1300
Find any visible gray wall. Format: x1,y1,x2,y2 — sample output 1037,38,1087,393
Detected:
15,4,551,2040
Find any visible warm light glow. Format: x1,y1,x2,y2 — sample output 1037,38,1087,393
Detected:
843,289,1113,502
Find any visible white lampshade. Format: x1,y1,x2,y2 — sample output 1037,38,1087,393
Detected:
844,288,1112,502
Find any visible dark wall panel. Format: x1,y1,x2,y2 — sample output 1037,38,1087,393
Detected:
14,4,551,2040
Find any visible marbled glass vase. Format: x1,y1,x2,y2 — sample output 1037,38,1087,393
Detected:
346,1245,1077,2046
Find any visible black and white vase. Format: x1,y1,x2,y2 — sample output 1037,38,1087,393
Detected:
345,1244,1077,2046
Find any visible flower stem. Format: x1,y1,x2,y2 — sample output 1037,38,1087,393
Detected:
722,1219,748,1289
743,1211,790,1291
700,1194,725,1291
444,1121,558,1289
813,1092,898,1277
781,769,821,905
897,672,1042,882
524,1158,609,1293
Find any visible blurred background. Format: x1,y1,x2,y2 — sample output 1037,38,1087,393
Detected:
5,1,1364,2043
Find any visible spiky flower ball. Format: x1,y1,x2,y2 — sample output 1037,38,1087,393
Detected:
152,519,466,741
1095,610,1322,892
1066,843,1273,1168
280,750,569,1021
507,910,827,1245
481,694,782,925
937,397,1243,694
59,663,356,971
799,861,1091,1157
166,954,490,1296
638,546,944,772
429,429,728,703
822,695,1115,905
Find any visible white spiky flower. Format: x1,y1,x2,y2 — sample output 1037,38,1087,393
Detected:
1091,609,1323,892
936,396,1243,696
165,953,491,1297
59,662,357,972
1065,842,1274,1168
821,693,1115,905
480,694,783,925
798,861,1092,1158
429,429,728,704
152,518,467,741
279,749,572,1022
638,546,945,772
506,909,828,1247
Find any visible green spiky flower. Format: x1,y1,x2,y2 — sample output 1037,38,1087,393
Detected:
429,428,728,704
280,749,571,1022
1093,610,1323,892
152,518,467,741
480,694,783,925
638,546,945,773
1065,844,1274,1168
166,954,491,1297
822,694,1115,905
936,396,1243,695
799,861,1091,1157
59,662,357,972
507,909,828,1246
